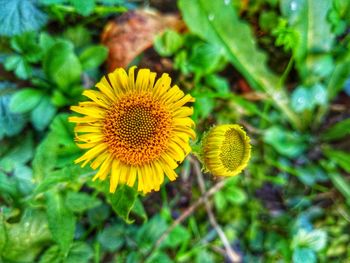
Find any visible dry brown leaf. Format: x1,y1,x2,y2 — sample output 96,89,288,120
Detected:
101,9,184,72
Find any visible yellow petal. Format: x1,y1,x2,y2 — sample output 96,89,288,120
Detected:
96,76,116,100
75,143,107,167
82,90,111,108
136,68,151,92
110,159,121,193
93,155,112,181
126,166,137,187
70,106,105,119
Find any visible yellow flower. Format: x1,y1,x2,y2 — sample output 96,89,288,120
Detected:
69,67,195,194
201,124,251,177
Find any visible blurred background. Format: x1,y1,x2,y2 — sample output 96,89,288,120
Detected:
1,0,350,262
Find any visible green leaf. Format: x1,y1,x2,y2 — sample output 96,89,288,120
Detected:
188,42,226,75
43,41,82,90
1,209,51,262
322,118,350,141
79,45,108,70
154,30,184,57
4,55,32,79
264,126,307,158
45,190,76,255
98,224,125,251
63,26,91,48
137,215,168,253
9,88,44,113
30,96,57,131
293,248,316,263
69,0,95,16
179,0,300,129
65,192,101,213
280,0,334,77
66,242,93,263
322,148,350,173
0,171,18,198
145,251,173,263
0,132,34,172
0,0,47,36
13,165,35,196
0,214,6,254
293,229,327,251
107,185,138,223
0,82,26,138
179,0,280,91
291,86,312,112
162,225,190,249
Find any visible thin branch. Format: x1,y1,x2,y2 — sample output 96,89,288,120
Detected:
192,157,242,263
149,175,228,256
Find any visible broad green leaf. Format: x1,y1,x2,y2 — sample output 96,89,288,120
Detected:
322,118,350,141
154,30,184,57
98,224,125,251
40,242,93,263
39,245,63,263
43,41,82,90
136,215,168,253
9,88,44,113
179,0,300,129
66,242,93,263
65,192,101,213
179,0,280,91
107,185,138,223
293,248,316,263
45,190,76,255
79,45,108,70
264,126,307,158
1,209,51,262
0,0,47,36
30,96,57,131
162,225,190,249
87,204,111,226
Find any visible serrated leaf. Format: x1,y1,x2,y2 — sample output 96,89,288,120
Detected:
45,190,76,255
9,88,44,113
0,0,47,36
79,45,108,70
107,185,138,223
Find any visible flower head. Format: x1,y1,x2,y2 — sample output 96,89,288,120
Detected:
69,67,195,194
201,124,251,177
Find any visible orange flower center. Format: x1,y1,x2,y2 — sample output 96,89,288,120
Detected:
103,93,172,166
